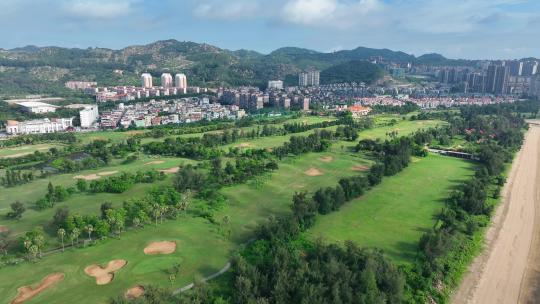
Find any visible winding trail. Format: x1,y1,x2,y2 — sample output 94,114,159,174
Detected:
452,123,540,304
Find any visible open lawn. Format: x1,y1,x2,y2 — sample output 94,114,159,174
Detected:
0,143,63,159
306,154,473,264
0,218,233,304
359,119,445,140
77,130,149,144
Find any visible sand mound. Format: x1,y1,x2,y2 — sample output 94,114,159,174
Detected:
0,226,8,233
145,160,165,165
352,165,369,171
159,167,180,174
11,273,64,304
305,168,324,176
144,241,176,255
319,156,334,162
236,142,253,148
98,171,118,176
84,259,127,285
125,285,145,299
73,174,100,181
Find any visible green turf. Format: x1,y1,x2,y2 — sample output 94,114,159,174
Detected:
0,143,63,159
305,154,474,264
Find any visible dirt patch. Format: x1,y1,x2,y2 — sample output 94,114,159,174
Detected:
73,174,101,181
319,156,334,162
145,160,165,165
125,285,145,299
304,168,324,176
2,152,33,159
235,142,253,148
98,171,118,176
84,259,127,285
11,273,64,304
125,131,145,135
143,241,176,255
351,165,369,171
0,226,9,233
159,167,180,174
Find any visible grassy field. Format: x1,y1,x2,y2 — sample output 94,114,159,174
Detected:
0,143,62,159
306,154,474,264
0,115,453,303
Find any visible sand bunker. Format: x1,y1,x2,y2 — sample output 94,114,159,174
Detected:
236,142,253,148
145,160,165,165
143,241,176,255
125,285,145,299
73,171,119,181
159,167,180,174
305,168,324,176
98,171,118,176
125,131,145,135
11,273,64,304
319,156,334,162
84,259,127,285
352,165,369,171
0,226,8,233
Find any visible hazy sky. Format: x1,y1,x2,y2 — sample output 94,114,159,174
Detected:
1,0,539,59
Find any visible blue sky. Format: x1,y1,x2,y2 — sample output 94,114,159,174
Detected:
1,0,539,59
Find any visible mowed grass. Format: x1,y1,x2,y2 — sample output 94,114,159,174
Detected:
0,217,233,304
219,144,372,242
0,156,195,242
0,143,63,159
359,119,446,140
77,130,149,144
306,154,474,264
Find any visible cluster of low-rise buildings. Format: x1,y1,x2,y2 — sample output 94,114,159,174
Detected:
100,97,246,129
217,87,311,112
6,118,74,135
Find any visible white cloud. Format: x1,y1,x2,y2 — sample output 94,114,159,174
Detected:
282,0,383,28
63,0,135,19
194,1,262,20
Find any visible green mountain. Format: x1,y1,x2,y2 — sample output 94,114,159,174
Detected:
0,39,488,96
321,60,384,85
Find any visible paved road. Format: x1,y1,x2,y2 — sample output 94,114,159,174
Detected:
452,123,540,304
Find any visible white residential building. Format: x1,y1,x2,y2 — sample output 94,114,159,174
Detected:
175,73,188,89
80,105,99,128
299,70,320,87
161,73,173,88
6,118,73,135
16,101,58,114
141,73,153,88
268,80,284,90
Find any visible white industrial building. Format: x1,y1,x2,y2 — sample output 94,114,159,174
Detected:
16,101,58,114
6,118,73,135
141,73,153,88
79,105,99,128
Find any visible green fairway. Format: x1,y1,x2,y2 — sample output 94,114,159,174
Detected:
0,217,233,304
358,119,445,140
0,143,62,158
306,154,474,264
219,144,372,242
77,130,149,144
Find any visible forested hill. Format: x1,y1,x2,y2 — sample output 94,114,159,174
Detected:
0,39,483,95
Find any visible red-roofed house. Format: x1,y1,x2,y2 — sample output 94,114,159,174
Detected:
348,105,372,118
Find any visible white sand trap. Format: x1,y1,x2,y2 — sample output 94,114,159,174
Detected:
305,168,324,176
84,259,127,285
73,174,100,181
0,226,8,233
159,167,180,174
145,161,165,165
143,241,177,255
352,165,369,171
319,156,334,162
11,273,64,304
235,142,253,148
98,171,118,176
125,285,145,299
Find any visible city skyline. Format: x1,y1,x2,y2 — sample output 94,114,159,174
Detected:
0,0,539,60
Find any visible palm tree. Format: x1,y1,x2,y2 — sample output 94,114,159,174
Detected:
85,225,94,242
71,228,80,247
29,245,38,261
221,215,231,237
57,228,66,252
152,204,160,226
23,238,32,260
132,217,141,229
34,234,45,258
160,205,167,224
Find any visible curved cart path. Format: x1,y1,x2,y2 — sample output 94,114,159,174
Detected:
452,123,540,304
